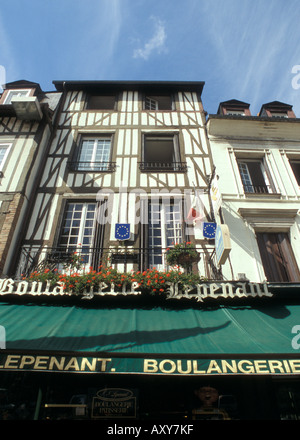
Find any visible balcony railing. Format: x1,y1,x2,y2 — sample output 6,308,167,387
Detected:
67,161,117,172
139,162,187,172
243,184,271,194
15,245,219,280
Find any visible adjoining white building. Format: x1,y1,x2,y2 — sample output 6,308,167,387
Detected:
0,80,61,275
206,99,300,284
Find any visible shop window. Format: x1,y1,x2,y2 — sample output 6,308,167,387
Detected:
69,136,115,172
289,160,300,186
237,158,275,194
144,95,173,110
256,232,300,282
86,94,116,110
140,134,187,172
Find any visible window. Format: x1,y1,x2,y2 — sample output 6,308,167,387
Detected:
271,112,288,118
289,160,300,186
57,202,105,269
70,136,115,172
226,110,245,116
0,143,12,172
87,95,116,110
140,134,186,172
256,232,300,282
146,199,185,270
3,89,31,104
145,95,173,110
237,159,274,194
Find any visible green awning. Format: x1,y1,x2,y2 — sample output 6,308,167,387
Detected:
0,302,300,376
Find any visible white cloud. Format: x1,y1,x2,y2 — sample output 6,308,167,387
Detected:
133,17,167,60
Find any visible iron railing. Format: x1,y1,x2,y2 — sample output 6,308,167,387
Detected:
138,162,188,172
67,161,117,172
15,245,220,280
243,184,272,194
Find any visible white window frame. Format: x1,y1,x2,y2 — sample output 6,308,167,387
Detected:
3,89,31,104
0,143,12,172
226,110,245,116
148,199,184,270
237,157,275,194
57,202,99,271
271,112,288,118
77,136,112,171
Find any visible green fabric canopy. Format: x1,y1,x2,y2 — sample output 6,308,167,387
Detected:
0,301,297,355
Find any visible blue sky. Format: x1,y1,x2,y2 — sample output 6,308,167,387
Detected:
1,0,300,115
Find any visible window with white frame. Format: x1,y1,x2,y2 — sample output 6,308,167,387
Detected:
71,136,114,172
0,143,12,172
148,199,184,269
3,89,31,104
57,201,105,269
237,158,275,194
145,95,173,110
226,110,245,116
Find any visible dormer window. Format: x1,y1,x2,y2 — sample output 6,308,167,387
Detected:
3,89,31,104
226,110,245,116
217,100,251,116
271,111,288,119
259,101,295,118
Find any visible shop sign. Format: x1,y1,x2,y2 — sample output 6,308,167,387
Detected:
91,388,137,418
1,353,300,376
0,278,273,302
215,224,231,265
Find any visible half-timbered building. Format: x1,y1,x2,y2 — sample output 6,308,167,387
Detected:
14,80,216,279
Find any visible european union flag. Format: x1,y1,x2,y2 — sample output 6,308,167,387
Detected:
203,222,217,239
115,223,131,241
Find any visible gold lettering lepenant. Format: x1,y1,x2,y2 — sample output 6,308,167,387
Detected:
19,355,35,369
97,358,112,372
34,356,49,370
49,356,66,371
64,357,80,371
4,355,20,369
80,357,97,372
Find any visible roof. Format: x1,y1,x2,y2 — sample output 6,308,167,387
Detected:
3,80,43,94
217,99,250,115
260,100,293,109
53,80,205,95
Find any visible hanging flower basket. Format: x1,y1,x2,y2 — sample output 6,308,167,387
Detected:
165,242,200,268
